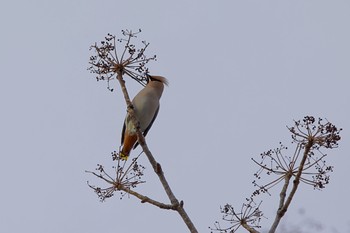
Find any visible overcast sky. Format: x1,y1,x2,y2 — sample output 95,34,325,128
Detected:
1,1,350,232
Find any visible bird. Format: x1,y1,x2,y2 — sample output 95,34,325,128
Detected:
120,75,168,160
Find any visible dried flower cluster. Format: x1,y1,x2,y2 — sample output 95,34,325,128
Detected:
86,151,145,201
252,116,341,194
288,116,341,149
211,199,263,233
213,116,342,233
88,29,156,91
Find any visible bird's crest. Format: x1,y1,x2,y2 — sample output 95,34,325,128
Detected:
147,75,169,86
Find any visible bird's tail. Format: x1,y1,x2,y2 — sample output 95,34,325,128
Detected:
120,134,138,160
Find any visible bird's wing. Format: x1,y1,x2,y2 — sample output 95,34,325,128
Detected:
121,119,126,144
133,105,160,149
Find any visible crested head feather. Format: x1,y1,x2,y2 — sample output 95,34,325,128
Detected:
147,75,169,86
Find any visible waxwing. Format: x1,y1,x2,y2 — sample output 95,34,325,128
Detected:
120,75,168,159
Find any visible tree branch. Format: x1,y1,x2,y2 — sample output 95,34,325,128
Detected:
116,71,198,233
268,140,313,233
118,185,177,210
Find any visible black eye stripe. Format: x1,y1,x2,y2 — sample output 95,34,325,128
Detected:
148,75,161,83
150,77,161,82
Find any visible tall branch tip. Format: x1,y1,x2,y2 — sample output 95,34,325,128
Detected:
88,29,157,91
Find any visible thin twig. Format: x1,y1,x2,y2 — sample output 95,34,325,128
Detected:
241,221,260,233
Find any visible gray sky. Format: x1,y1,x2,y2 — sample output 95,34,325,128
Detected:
1,0,349,232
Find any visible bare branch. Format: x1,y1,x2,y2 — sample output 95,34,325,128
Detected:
88,30,199,232
118,185,177,210
115,70,198,233
268,116,341,233
213,116,341,233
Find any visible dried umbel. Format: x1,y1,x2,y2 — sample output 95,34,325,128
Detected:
252,116,342,196
288,116,341,149
211,199,263,233
87,151,145,201
213,116,342,233
88,29,157,91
